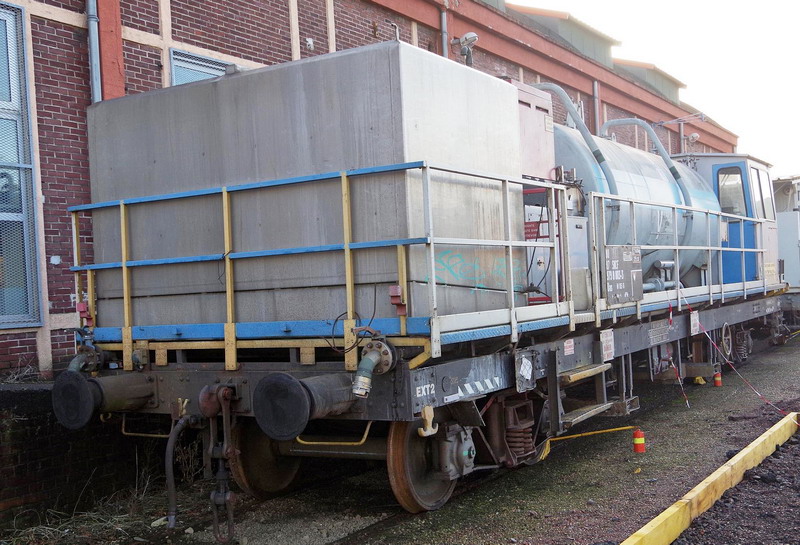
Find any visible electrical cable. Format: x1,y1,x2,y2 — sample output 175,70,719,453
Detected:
324,283,379,355
679,293,799,427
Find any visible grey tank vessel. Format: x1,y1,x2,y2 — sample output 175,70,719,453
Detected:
88,41,527,328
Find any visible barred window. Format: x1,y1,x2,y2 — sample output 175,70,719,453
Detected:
170,49,231,86
0,4,37,327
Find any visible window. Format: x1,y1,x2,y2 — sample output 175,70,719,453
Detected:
0,4,37,326
170,49,231,86
750,167,765,219
717,167,746,217
757,169,775,221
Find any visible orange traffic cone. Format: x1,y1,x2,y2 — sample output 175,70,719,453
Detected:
713,372,722,387
633,429,646,453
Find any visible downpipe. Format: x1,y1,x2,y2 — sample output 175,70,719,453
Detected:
440,9,448,58
86,0,102,103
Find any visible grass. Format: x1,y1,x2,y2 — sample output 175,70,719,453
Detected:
0,356,41,384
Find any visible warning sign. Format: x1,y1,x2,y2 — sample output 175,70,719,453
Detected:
600,329,614,362
690,311,700,336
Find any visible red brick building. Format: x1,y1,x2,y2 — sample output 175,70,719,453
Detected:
0,0,737,376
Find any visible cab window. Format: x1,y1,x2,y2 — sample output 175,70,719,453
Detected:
718,167,746,217
750,167,765,219
758,169,775,220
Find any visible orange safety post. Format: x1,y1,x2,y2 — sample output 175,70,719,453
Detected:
633,428,646,453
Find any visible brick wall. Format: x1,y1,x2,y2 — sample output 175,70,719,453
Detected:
470,48,520,80
0,332,37,372
539,78,585,129
298,0,329,59
416,23,439,53
604,103,639,149
37,0,84,12
171,0,292,65
123,40,163,94
31,17,91,318
49,330,75,372
120,0,160,35
334,0,413,51
0,384,148,526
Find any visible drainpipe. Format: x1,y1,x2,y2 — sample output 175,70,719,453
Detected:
86,0,102,103
440,9,448,59
534,82,618,194
592,80,601,135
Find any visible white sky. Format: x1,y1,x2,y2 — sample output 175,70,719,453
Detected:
509,0,800,178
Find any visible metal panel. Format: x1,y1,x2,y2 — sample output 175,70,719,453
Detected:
611,297,781,355
87,42,522,327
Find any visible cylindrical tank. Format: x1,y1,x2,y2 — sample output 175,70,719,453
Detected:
554,125,719,278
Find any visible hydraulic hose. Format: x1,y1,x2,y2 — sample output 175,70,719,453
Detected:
352,351,382,398
166,415,195,528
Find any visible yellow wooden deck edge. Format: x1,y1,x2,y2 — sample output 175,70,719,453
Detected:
620,412,798,545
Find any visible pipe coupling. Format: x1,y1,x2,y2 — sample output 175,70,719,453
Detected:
352,341,394,399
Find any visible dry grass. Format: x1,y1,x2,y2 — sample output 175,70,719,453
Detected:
175,435,204,485
0,356,40,384
1,445,164,545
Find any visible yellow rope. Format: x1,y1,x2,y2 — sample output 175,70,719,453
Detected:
549,425,636,442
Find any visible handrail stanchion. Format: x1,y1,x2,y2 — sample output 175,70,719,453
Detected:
740,219,746,300
706,211,713,304
760,219,767,294
558,189,575,331
396,244,408,337
502,179,518,343
340,171,358,370
719,214,725,304
630,200,641,320
71,211,83,325
673,206,680,311
421,165,441,358
119,202,133,370
547,187,559,310
222,188,238,371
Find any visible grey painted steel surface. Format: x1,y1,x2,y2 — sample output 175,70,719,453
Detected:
553,125,720,278
88,42,526,327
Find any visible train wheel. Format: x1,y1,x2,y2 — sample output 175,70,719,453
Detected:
386,421,455,513
720,323,733,360
229,417,301,499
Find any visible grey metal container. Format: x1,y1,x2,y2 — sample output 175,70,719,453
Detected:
87,41,527,328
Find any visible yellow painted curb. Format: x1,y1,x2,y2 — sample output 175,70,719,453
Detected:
620,412,799,545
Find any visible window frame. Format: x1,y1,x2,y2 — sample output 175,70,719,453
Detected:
0,2,39,328
169,49,231,86
756,168,775,221
749,167,765,219
717,166,748,220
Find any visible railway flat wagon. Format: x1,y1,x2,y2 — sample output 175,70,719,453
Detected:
52,41,786,538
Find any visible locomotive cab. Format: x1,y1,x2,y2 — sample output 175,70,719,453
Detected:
672,154,779,285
